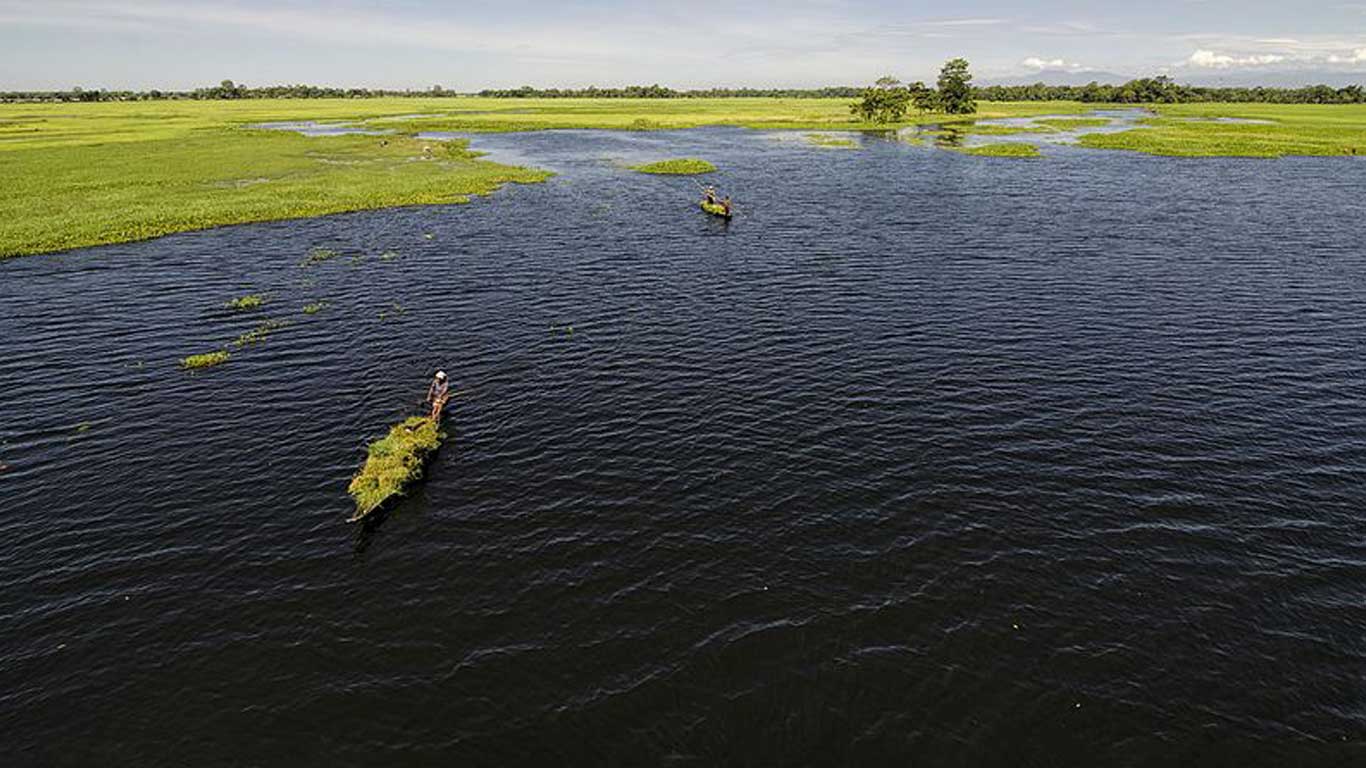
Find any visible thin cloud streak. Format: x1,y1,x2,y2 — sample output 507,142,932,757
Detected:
1,1,1364,88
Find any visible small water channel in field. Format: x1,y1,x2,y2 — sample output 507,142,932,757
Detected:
252,120,392,137
3,125,1365,766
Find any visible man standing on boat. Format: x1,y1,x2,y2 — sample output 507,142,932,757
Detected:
427,370,451,421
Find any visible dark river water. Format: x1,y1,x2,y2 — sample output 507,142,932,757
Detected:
3,128,1366,766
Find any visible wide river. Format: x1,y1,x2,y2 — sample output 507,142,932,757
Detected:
3,128,1365,765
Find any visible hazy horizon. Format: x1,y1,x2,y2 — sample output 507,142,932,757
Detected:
2,0,1365,91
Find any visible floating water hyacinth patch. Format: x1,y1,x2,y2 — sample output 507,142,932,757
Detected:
302,247,340,266
232,319,287,348
225,294,265,311
180,350,231,370
630,158,716,175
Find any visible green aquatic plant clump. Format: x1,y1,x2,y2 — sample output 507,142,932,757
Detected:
630,158,716,175
348,416,445,520
957,143,1042,158
225,294,265,311
232,319,286,348
180,350,231,370
302,247,339,266
303,301,329,314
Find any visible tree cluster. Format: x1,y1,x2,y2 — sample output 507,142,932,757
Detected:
852,58,977,122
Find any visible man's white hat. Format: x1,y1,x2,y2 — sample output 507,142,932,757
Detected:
436,370,447,379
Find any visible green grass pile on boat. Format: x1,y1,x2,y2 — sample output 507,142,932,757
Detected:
631,158,716,175
180,350,231,370
225,294,265,311
348,415,444,521
700,200,732,218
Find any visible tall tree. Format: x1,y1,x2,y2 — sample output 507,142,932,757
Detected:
850,76,911,123
936,58,976,115
906,81,937,113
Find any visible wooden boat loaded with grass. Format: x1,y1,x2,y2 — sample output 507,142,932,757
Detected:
347,413,445,522
700,199,733,219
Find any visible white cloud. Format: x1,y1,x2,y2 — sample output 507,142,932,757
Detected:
1183,39,1366,69
1327,47,1366,63
1021,57,1085,71
1185,49,1287,68
920,18,1005,27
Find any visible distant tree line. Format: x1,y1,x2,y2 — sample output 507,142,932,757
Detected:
3,75,1363,104
473,85,865,98
0,80,464,103
977,77,1366,105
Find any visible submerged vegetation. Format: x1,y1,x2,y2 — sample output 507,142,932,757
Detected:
804,134,860,148
348,416,444,520
180,350,231,370
630,158,716,175
1036,117,1112,131
950,123,1051,136
302,247,340,265
957,143,1042,158
225,294,265,311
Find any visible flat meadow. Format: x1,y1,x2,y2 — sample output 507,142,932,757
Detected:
3,97,1364,258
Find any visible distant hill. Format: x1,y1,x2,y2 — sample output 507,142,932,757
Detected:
1181,70,1366,88
982,70,1132,87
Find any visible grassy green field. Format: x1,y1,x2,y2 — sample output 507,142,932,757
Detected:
3,98,1365,258
1079,103,1366,157
344,97,1097,133
0,99,565,259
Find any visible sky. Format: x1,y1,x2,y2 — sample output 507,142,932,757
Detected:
1,0,1364,90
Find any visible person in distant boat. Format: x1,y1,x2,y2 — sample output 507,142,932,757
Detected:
721,196,733,215
704,186,718,205
427,370,451,420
